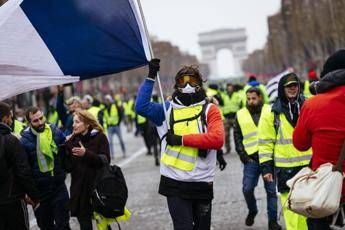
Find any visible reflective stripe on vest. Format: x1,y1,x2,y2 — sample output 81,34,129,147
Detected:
105,104,119,126
273,114,311,167
237,104,270,155
32,124,57,174
161,105,204,171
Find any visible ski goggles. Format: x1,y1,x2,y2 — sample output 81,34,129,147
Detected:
176,75,200,88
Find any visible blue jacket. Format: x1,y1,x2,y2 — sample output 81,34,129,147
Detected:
57,93,74,136
135,79,170,126
20,124,67,198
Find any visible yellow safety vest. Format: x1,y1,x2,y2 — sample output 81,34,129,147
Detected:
136,114,146,125
221,91,241,115
124,100,134,116
206,88,218,97
303,80,313,99
13,120,25,135
88,106,101,120
47,110,60,126
161,105,205,171
258,110,311,168
237,104,271,155
32,124,57,174
104,104,119,126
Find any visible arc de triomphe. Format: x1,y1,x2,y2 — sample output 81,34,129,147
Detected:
198,28,248,78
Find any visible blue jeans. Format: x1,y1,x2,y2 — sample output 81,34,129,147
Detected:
108,125,126,157
242,161,278,221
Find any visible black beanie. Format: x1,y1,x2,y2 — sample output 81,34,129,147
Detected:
320,49,345,78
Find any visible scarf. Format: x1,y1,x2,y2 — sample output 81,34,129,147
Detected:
32,124,57,174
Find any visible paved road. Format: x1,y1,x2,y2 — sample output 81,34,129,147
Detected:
30,127,285,229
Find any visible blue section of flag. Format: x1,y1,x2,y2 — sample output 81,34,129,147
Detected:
20,0,148,78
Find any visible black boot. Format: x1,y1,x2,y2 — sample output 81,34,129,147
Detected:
245,211,257,226
268,220,282,230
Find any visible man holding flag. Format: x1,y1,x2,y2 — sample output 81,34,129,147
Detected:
136,59,224,230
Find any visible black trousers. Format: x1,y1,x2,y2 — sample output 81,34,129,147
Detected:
307,217,332,230
167,196,212,230
77,215,93,230
0,199,29,230
34,185,70,230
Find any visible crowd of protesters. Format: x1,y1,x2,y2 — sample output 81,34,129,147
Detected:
1,49,345,230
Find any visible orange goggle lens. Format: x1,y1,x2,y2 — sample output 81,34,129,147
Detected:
176,75,200,87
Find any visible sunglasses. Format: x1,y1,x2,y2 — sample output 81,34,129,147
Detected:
176,75,200,88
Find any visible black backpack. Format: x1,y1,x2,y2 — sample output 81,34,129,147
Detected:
91,155,128,218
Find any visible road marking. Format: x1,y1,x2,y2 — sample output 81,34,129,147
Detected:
117,147,147,168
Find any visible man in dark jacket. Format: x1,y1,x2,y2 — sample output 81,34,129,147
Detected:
0,102,40,230
20,106,70,230
234,87,281,230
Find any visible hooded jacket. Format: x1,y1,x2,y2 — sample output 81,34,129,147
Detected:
272,74,305,127
260,74,307,192
0,123,40,205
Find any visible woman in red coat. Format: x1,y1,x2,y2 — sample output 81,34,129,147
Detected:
65,109,110,230
293,49,345,230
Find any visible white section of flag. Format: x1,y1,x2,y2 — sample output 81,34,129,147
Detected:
129,0,152,61
0,75,79,100
0,2,64,76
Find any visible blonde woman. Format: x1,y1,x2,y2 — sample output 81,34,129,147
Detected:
65,109,110,230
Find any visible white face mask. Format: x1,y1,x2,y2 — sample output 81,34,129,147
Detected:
179,83,196,94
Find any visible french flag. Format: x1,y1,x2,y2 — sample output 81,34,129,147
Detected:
0,0,151,101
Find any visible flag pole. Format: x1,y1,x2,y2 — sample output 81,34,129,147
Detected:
137,0,170,129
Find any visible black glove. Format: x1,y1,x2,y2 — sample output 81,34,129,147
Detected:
217,150,227,171
148,58,160,80
166,130,182,146
198,149,208,158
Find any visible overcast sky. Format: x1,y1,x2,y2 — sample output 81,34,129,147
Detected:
140,0,280,76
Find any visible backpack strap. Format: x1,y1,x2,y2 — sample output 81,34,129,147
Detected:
200,102,209,132
169,103,209,134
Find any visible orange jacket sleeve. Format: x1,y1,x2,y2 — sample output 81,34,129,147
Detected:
182,104,224,150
